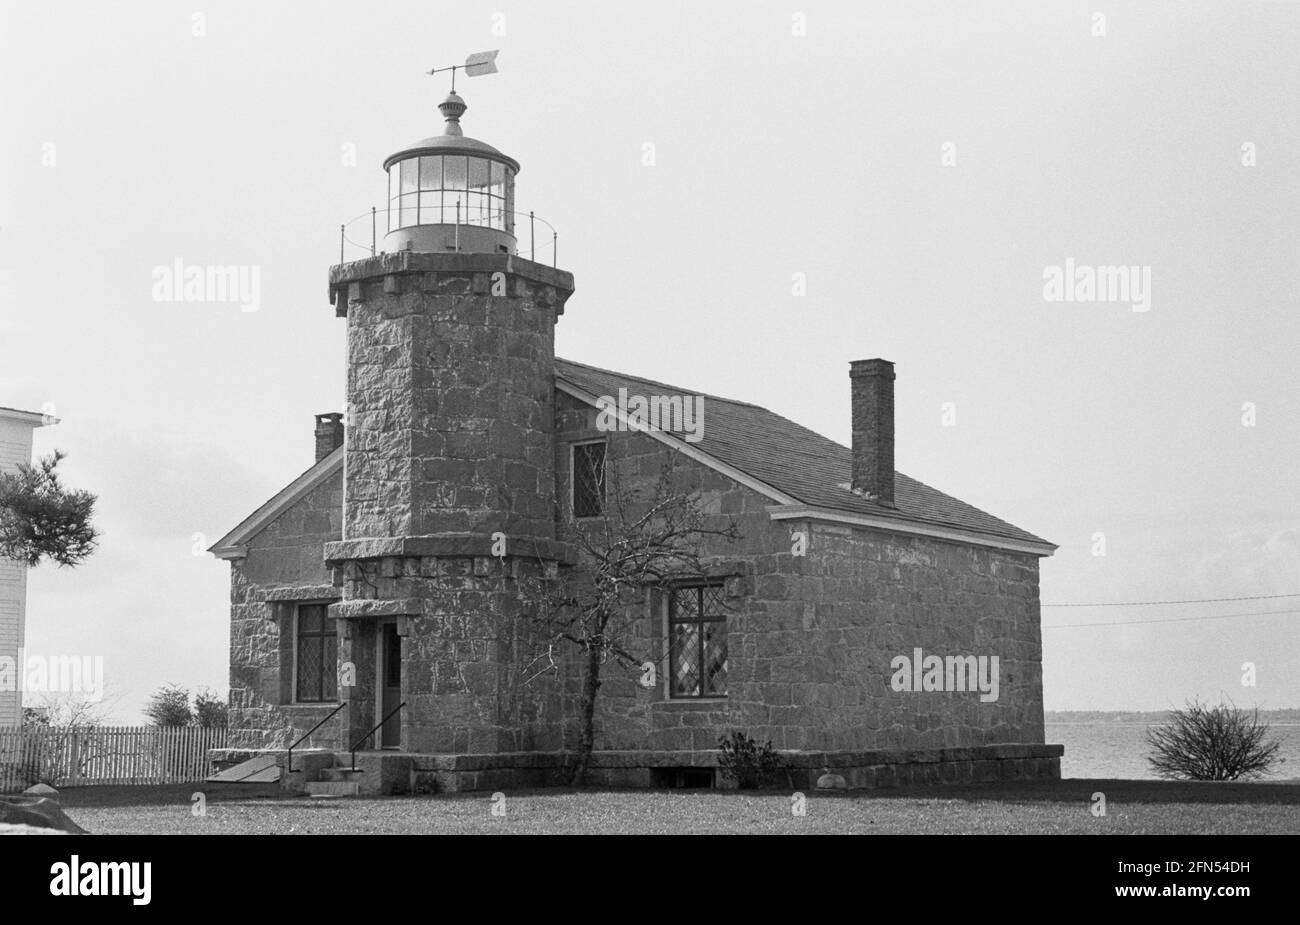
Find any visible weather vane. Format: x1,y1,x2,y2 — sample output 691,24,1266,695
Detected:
426,49,499,92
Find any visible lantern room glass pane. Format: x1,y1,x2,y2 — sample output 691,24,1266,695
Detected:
468,157,490,193
474,191,493,226
385,154,518,232
419,155,441,190
444,155,467,190
399,159,418,228
505,172,515,232
400,158,418,194
419,191,441,224
388,166,399,232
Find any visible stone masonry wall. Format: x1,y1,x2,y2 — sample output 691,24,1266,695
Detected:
333,552,567,755
554,390,1048,757
339,256,564,544
325,253,575,754
227,470,344,749
224,386,1048,765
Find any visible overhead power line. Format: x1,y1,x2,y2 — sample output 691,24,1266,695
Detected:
1042,592,1300,608
1043,608,1300,629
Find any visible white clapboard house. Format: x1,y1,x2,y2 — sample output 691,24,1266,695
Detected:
0,407,54,725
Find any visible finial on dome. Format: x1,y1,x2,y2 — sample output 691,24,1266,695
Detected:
438,91,467,137
426,50,498,138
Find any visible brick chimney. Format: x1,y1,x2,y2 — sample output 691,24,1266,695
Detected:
849,359,895,506
314,412,344,462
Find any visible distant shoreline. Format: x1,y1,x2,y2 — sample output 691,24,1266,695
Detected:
1049,722,1300,727
1046,709,1300,724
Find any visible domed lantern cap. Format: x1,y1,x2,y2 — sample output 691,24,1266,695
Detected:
382,91,520,173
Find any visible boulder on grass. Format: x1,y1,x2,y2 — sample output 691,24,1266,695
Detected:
815,769,848,790
0,822,67,835
0,796,87,834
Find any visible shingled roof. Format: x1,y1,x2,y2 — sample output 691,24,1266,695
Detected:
212,358,1055,559
555,358,1054,552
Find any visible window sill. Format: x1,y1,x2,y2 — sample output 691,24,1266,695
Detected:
654,698,728,708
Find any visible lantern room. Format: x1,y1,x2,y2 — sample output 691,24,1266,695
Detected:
381,90,520,256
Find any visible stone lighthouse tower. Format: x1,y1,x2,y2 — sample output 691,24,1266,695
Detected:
324,88,575,757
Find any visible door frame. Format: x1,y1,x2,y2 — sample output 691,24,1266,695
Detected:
375,618,403,749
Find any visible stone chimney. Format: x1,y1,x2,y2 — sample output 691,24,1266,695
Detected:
849,359,895,506
314,412,344,462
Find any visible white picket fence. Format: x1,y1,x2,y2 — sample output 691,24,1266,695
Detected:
0,725,227,791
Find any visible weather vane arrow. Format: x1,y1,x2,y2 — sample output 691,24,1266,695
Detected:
426,49,499,92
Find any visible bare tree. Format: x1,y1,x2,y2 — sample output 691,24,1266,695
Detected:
1146,699,1282,781
522,451,739,785
24,689,119,729
13,690,123,786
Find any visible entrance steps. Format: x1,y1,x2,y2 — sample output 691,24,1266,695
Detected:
303,766,365,798
282,751,413,798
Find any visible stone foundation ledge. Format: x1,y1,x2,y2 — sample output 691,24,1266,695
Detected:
206,745,1063,793
408,743,1062,773
407,744,1064,793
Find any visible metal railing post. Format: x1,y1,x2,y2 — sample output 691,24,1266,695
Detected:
530,210,535,262
371,206,376,256
455,199,460,252
339,224,345,263
349,702,406,772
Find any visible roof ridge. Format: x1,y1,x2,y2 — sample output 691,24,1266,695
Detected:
555,357,764,409
554,358,1052,549
223,362,1051,554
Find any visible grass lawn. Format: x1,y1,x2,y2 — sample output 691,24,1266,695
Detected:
52,779,1300,835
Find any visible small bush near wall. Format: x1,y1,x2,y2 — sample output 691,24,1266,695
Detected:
717,731,785,789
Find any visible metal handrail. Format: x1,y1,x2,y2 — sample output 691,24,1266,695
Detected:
349,701,406,772
286,701,346,773
338,205,558,267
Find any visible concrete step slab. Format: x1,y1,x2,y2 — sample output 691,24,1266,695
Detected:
305,781,360,798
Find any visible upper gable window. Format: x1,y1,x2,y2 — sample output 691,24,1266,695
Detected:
571,441,607,518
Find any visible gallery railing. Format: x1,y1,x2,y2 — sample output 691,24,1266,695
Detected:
338,205,558,266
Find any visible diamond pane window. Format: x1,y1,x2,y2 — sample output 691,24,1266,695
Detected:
670,623,700,696
572,442,606,518
296,603,337,703
668,584,728,698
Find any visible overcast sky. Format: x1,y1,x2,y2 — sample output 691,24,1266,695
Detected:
2,0,1297,722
